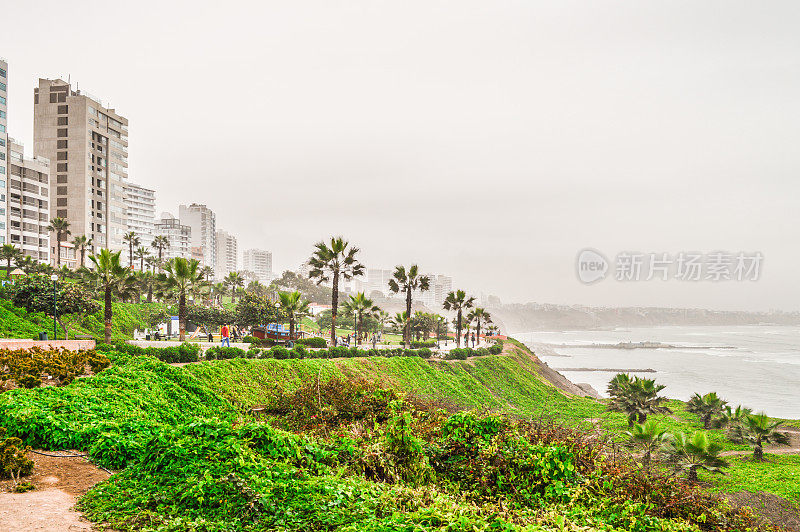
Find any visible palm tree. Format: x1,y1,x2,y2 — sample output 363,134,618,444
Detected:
376,310,390,335
71,235,92,269
307,237,365,347
467,308,492,346
224,271,245,303
391,311,409,334
714,405,753,443
687,392,728,429
442,290,475,347
387,265,430,348
278,291,310,342
159,258,205,342
15,255,37,274
122,231,140,269
200,265,215,282
607,374,671,426
212,282,228,305
745,413,787,461
134,246,150,271
89,249,135,344
151,235,170,270
48,218,72,268
144,255,159,273
625,420,668,469
665,431,728,482
342,292,378,345
0,244,20,275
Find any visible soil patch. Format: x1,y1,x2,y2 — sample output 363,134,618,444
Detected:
725,491,800,531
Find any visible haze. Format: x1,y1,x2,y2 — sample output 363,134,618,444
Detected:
2,1,798,311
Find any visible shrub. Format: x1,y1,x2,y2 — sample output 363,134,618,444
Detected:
205,346,247,360
101,342,201,364
296,337,327,349
410,341,436,349
242,335,259,344
446,348,468,360
0,427,34,479
488,343,502,355
0,347,107,388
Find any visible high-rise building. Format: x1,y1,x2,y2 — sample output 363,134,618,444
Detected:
6,138,50,263
367,268,393,296
179,203,215,275
215,229,237,279
154,212,191,261
124,182,155,254
33,78,129,256
433,274,453,307
242,248,273,284
0,59,10,245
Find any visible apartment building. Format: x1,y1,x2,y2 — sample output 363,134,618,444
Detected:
215,229,238,279
242,248,273,284
124,182,155,252
153,212,191,261
0,59,9,245
366,268,393,296
179,203,215,275
33,78,129,257
6,139,50,262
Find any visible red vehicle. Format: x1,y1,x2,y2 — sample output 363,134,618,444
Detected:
251,323,304,347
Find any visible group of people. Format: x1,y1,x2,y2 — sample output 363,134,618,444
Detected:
336,331,383,348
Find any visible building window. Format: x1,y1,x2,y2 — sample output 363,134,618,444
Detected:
0,82,5,91
57,105,68,114
0,138,4,147
0,110,5,119
0,125,5,133
0,69,5,78
57,140,68,149
57,128,67,137
57,117,68,126
0,96,5,105
0,166,4,175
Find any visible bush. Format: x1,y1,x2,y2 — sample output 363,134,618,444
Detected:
242,335,259,344
446,348,469,360
410,341,436,349
100,342,201,364
0,347,108,388
296,337,327,349
0,427,34,479
488,343,502,355
205,346,247,360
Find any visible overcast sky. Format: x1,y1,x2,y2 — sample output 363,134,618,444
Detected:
2,1,798,311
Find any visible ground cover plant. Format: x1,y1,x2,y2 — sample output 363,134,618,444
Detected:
0,347,110,389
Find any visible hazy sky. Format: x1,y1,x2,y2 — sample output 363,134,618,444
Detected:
2,1,798,311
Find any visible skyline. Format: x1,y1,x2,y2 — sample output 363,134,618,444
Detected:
2,1,798,311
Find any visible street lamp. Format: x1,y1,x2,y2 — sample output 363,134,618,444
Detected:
50,273,59,340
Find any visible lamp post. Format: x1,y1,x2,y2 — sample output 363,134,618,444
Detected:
50,273,59,340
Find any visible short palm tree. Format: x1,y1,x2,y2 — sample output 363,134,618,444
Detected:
212,282,228,305
200,265,215,282
376,310,390,335
307,237,365,346
714,405,753,443
607,374,671,426
159,258,205,342
387,265,430,348
225,271,245,303
48,217,72,268
71,235,92,269
278,291,310,341
745,413,787,461
15,255,37,274
0,244,20,275
687,392,728,429
467,308,492,346
89,249,135,344
342,292,378,345
134,246,150,271
391,311,409,333
122,231,140,269
442,290,475,347
665,431,728,482
150,235,170,270
144,255,159,273
625,420,668,469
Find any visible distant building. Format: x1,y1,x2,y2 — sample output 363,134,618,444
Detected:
6,138,50,263
367,268,393,296
0,59,9,240
179,203,216,275
242,248,273,284
433,275,452,307
154,212,191,261
215,229,238,280
124,182,155,254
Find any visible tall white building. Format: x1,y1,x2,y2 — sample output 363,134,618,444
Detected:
154,212,191,261
215,229,237,280
433,274,453,307
0,59,10,246
367,268,393,296
242,248,273,284
179,203,215,275
7,138,50,263
124,182,155,252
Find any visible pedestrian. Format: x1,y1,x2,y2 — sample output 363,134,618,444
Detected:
464,331,469,346
221,324,230,347
471,333,476,348
207,329,213,343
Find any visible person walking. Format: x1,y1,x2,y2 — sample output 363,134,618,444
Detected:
471,332,476,348
221,324,230,347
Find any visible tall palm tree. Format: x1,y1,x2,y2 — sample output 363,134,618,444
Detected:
144,255,159,273
89,249,135,344
224,271,245,303
134,246,150,271
159,258,205,342
71,235,92,269
665,431,728,482
308,237,365,346
442,289,475,347
745,413,787,461
467,308,492,346
122,231,140,269
200,265,215,282
687,392,728,429
387,265,430,348
342,292,378,345
0,244,20,275
151,235,170,270
278,291,310,342
48,217,72,268
625,420,668,469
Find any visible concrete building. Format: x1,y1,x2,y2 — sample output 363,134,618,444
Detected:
242,248,273,284
0,59,10,245
366,268,393,297
153,212,191,261
33,78,129,255
6,139,50,263
215,229,238,279
433,274,453,307
124,182,155,251
179,203,215,275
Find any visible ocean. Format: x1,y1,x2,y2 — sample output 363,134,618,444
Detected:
514,325,800,419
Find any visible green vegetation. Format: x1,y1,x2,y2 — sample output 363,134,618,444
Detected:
706,454,800,502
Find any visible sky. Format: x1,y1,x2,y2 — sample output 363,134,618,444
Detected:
2,1,799,311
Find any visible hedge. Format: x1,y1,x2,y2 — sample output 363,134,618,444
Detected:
97,342,201,363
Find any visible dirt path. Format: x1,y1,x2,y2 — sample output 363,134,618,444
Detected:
0,451,111,531
720,429,800,457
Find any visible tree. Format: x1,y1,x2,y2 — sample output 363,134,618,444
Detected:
342,292,378,345
0,244,20,275
665,431,728,482
625,420,668,469
159,258,205,342
714,405,753,443
391,311,409,333
122,231,140,269
278,291,310,341
442,290,475,347
235,292,278,328
48,218,71,268
71,235,92,269
270,270,333,304
686,392,728,429
134,246,150,272
607,374,671,426
200,266,215,282
387,265,430,348
186,305,236,329
150,235,170,270
307,237,364,346
89,249,135,343
467,308,491,346
745,413,787,461
225,271,245,303
212,282,228,305
144,255,159,273
376,310,390,334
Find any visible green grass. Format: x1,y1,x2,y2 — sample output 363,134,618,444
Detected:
704,454,800,502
